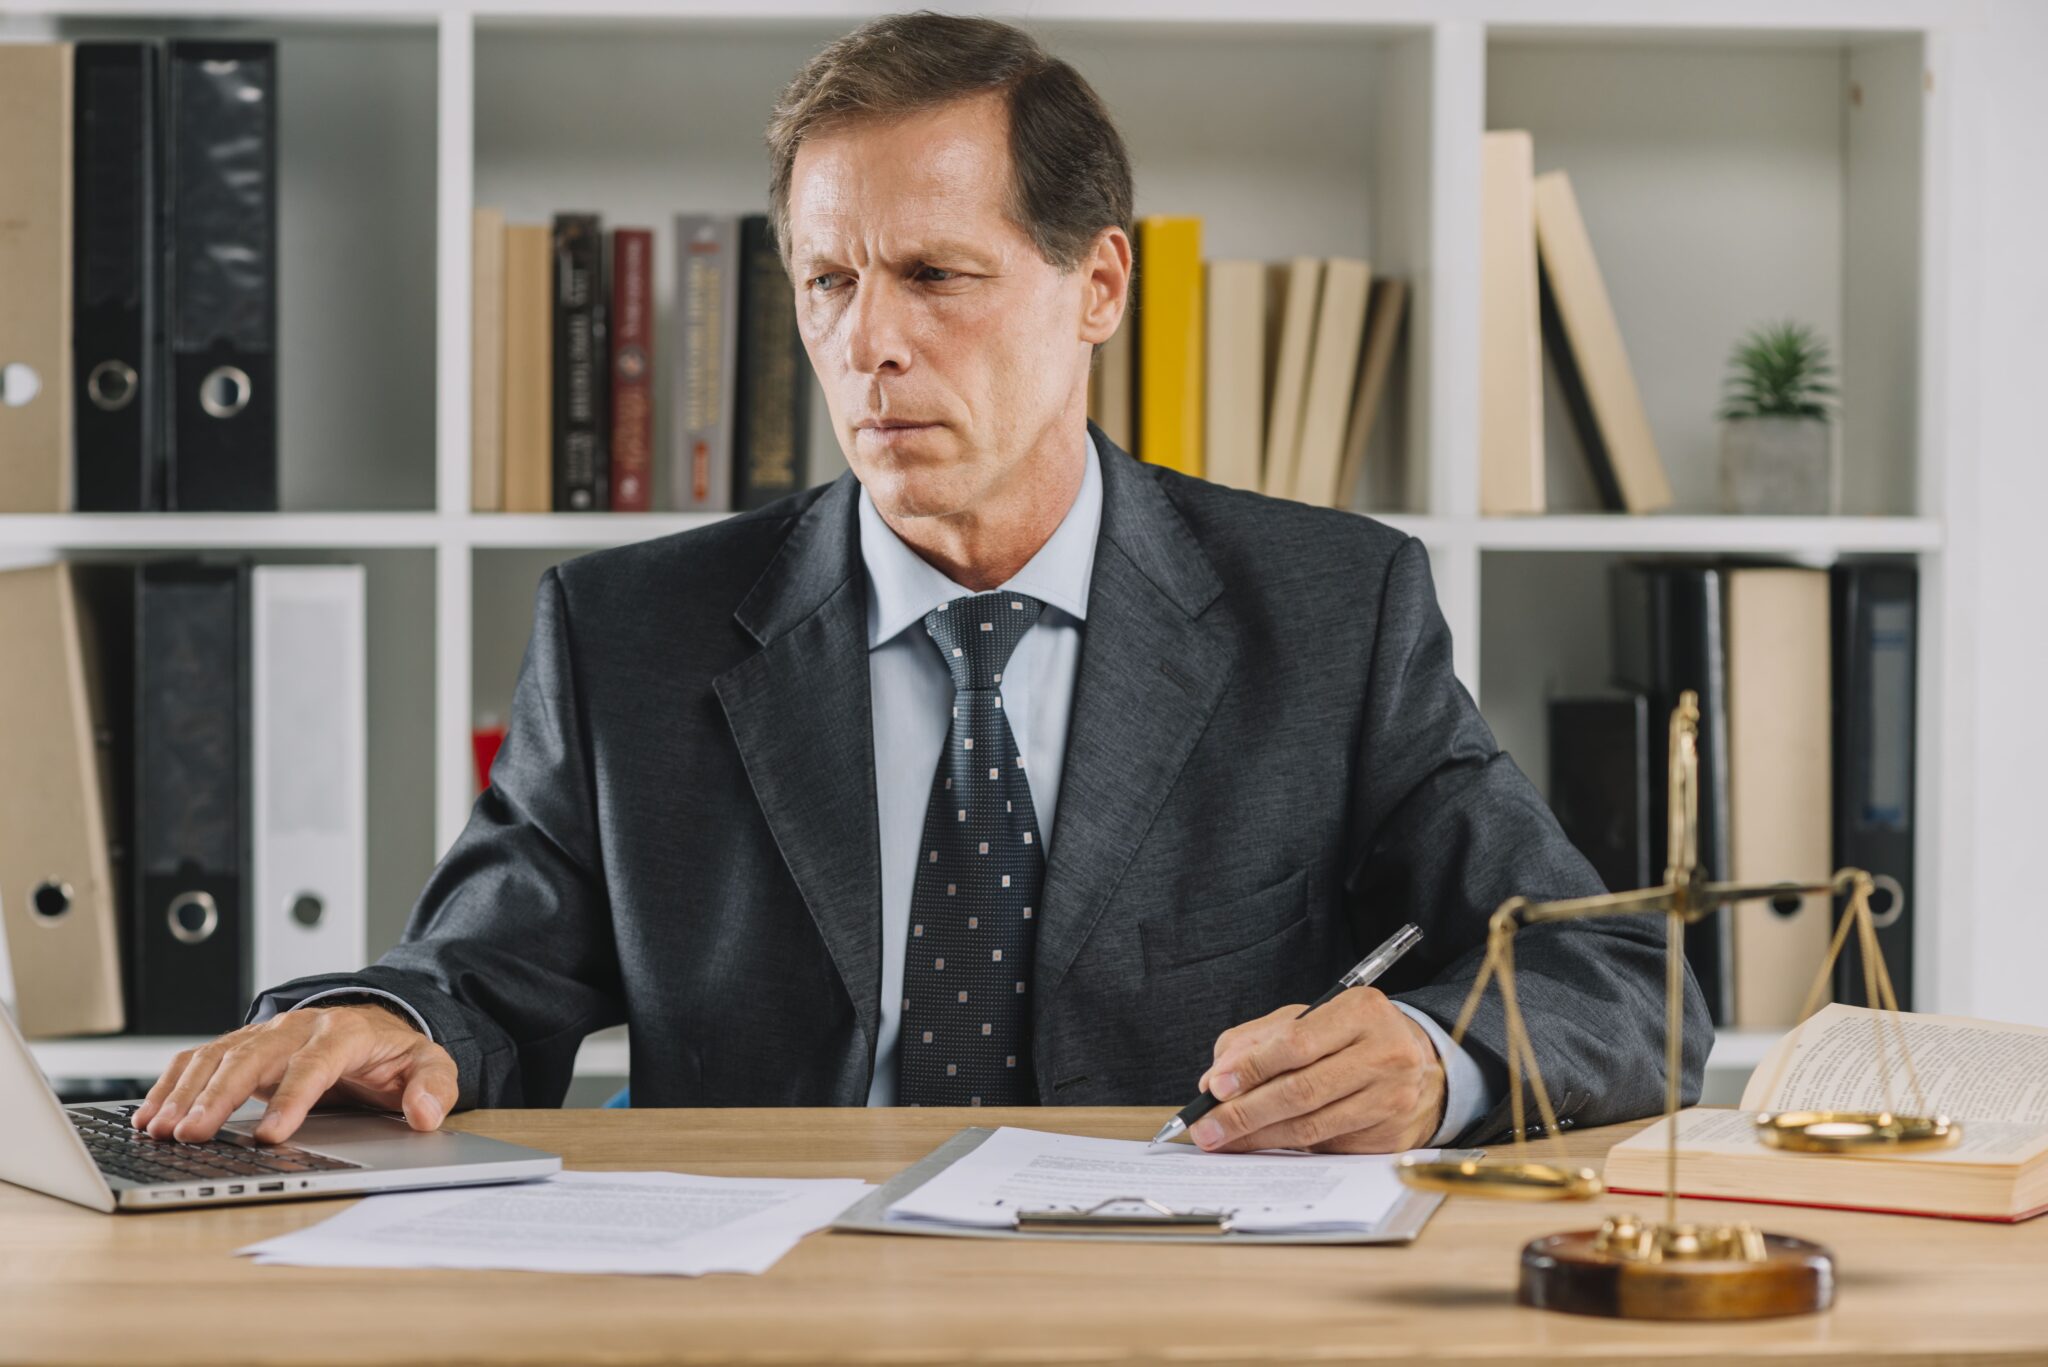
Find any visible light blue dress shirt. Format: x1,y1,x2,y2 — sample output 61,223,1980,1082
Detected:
855,435,1493,1145
282,433,1493,1143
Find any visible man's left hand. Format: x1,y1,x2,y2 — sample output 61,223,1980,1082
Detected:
1190,987,1446,1153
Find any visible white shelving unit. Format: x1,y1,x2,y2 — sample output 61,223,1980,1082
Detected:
3,0,1981,1102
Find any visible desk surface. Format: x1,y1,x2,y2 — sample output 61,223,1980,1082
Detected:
3,1106,2043,1366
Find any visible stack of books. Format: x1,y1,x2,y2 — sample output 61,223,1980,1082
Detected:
471,211,810,515
1479,129,1676,516
1087,216,1409,510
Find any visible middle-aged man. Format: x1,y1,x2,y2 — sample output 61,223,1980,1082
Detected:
138,12,1706,1156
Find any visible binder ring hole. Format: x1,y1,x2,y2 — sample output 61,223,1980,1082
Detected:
87,360,138,412
1,362,42,408
30,880,73,924
1867,874,1906,930
167,891,219,945
289,894,325,929
198,366,251,419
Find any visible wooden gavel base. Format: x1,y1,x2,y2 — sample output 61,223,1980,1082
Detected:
1518,1230,1836,1320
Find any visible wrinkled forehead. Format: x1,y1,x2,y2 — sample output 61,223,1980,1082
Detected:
786,101,1022,268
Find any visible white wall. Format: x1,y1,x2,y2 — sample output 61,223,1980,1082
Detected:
1955,0,2048,1026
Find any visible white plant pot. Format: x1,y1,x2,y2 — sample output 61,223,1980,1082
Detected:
1718,416,1837,515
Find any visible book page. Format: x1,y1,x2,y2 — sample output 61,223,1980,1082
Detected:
1744,1003,2048,1125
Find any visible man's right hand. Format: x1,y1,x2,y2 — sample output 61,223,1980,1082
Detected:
130,1003,459,1146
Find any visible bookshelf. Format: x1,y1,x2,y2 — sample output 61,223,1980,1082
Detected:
2,0,1980,1104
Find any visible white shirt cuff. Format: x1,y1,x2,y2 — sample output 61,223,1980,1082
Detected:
252,986,434,1042
1392,1000,1493,1147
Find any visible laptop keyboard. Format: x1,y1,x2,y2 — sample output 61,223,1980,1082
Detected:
69,1104,364,1186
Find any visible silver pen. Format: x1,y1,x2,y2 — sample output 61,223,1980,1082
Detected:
1148,922,1425,1147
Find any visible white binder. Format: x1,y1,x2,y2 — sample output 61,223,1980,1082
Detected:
250,565,367,992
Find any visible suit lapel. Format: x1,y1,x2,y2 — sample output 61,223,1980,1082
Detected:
713,474,884,1049
1035,431,1235,1006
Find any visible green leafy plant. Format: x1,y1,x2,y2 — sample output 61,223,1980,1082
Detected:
1718,321,1837,422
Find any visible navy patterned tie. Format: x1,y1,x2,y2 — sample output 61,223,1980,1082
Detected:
897,591,1047,1107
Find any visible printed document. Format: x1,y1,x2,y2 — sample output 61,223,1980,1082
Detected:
237,1170,874,1276
885,1127,1415,1233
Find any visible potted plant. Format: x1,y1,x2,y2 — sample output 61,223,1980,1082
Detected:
1717,321,1838,515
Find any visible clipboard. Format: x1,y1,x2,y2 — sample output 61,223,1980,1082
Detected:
832,1127,1478,1245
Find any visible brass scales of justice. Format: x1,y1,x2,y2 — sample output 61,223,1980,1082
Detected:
1396,691,1957,1320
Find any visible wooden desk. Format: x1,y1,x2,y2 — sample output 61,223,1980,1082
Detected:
3,1107,2043,1366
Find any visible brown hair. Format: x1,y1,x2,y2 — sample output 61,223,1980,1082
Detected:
766,11,1133,274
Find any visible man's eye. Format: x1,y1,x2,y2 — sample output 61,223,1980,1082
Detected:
809,272,845,292
917,266,957,283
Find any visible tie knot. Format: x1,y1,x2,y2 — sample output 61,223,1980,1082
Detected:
924,591,1044,691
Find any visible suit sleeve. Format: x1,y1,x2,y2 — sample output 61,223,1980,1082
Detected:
1348,536,1710,1145
243,567,625,1110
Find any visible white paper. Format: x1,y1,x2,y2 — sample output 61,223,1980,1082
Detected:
1744,1003,2048,1125
236,1170,874,1276
886,1127,1416,1233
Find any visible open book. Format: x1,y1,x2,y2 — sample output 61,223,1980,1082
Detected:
1605,1004,2048,1221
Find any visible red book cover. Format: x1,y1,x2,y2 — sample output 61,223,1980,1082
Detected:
609,227,655,511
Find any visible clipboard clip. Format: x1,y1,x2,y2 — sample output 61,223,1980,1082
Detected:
1012,1196,1235,1235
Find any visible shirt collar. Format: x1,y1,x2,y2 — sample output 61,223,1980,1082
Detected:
857,431,1102,650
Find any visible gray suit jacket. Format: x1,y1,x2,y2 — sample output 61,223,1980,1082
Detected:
260,427,1707,1145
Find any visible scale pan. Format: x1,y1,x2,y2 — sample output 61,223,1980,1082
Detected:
1754,1110,1959,1153
1397,1155,1603,1201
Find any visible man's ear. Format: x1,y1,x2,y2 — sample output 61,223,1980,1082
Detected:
1078,225,1132,347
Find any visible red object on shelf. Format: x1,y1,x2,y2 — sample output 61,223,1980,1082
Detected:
472,724,507,793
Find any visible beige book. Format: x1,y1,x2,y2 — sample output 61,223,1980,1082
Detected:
1606,1005,2048,1221
0,564,125,1037
1260,258,1323,500
1726,567,1833,1027
1203,260,1266,492
471,208,508,512
1533,170,1673,514
502,224,554,514
0,45,75,513
1335,278,1409,511
1090,301,1134,453
1480,131,1543,515
1290,258,1372,507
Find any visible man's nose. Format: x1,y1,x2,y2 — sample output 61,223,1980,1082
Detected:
844,276,913,376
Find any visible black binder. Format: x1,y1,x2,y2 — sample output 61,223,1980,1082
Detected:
72,43,162,512
1610,562,1735,1025
164,41,277,512
131,560,251,1035
1832,563,1918,1010
1547,693,1653,898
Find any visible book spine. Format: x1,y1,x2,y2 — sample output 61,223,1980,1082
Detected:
732,214,807,512
608,227,653,513
1135,215,1204,478
551,212,605,512
672,214,737,512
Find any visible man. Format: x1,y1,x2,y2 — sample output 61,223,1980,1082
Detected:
137,13,1705,1155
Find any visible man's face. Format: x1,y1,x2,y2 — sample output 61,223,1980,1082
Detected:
786,93,1106,522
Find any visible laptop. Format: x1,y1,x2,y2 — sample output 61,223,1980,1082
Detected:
1,1008,561,1212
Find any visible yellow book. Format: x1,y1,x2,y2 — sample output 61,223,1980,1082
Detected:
1136,216,1203,478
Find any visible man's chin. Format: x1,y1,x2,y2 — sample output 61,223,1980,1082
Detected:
851,447,981,521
